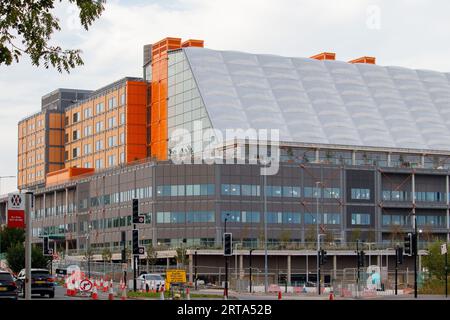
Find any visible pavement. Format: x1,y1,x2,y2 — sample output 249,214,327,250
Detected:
17,285,450,300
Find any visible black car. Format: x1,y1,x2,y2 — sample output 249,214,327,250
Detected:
0,271,18,300
17,269,55,298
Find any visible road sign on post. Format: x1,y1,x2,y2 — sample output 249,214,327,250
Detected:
7,193,25,228
441,244,448,255
223,233,232,256
132,198,145,224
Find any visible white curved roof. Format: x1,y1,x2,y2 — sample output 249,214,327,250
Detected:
184,47,450,152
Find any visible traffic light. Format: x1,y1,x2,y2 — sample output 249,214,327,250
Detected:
358,250,365,268
43,236,52,256
121,231,126,262
132,198,145,224
223,233,232,256
320,249,327,265
132,229,144,255
404,233,413,256
396,247,404,264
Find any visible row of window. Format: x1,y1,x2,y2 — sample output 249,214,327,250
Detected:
156,211,215,224
87,187,153,208
382,190,445,202
69,95,125,125
156,184,215,197
382,214,447,227
32,203,77,220
221,184,342,199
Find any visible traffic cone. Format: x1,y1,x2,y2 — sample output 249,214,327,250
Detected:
186,287,191,300
108,281,115,300
103,281,108,293
121,286,127,301
278,291,282,300
71,278,76,296
66,279,72,296
91,284,98,300
160,287,165,300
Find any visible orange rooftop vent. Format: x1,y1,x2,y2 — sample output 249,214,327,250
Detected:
348,56,376,64
181,39,204,48
310,52,336,61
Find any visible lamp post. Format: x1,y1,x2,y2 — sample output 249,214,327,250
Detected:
315,181,321,295
263,173,268,293
249,249,255,293
224,213,230,298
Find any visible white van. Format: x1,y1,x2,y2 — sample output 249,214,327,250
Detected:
134,274,165,292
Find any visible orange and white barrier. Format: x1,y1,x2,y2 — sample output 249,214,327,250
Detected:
91,284,98,300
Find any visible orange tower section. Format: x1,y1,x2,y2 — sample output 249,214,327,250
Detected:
149,37,204,160
150,37,182,160
126,80,148,162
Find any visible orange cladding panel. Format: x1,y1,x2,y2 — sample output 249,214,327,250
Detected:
126,81,148,163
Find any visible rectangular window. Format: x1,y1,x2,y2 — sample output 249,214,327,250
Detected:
72,130,79,141
323,188,340,199
108,155,116,167
95,102,104,114
351,213,371,225
241,211,260,223
108,136,117,148
304,187,321,198
221,211,240,222
108,117,117,129
84,108,92,119
72,147,79,158
84,162,91,168
120,132,125,145
108,97,117,109
95,140,104,151
95,158,103,169
96,121,104,133
72,112,79,123
120,113,125,125
351,188,371,200
120,152,125,163
84,144,92,155
120,93,126,106
84,126,92,137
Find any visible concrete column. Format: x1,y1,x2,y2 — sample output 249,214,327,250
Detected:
166,257,170,268
387,153,391,167
418,254,422,274
239,254,244,279
315,149,320,163
287,255,291,285
188,254,193,283
352,150,356,165
333,255,337,280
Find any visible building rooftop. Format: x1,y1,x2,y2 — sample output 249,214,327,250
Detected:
184,47,450,153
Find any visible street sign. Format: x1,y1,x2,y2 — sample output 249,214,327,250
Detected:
7,193,25,228
441,244,448,255
79,279,93,292
166,269,187,289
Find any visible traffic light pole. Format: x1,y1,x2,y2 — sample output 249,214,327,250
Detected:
224,218,228,299
194,250,198,291
414,217,418,299
133,223,137,292
317,250,321,295
395,247,398,296
445,250,448,298
356,240,360,298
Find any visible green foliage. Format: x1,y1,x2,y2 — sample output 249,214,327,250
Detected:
101,248,112,262
146,244,158,266
0,0,105,72
0,226,25,252
175,247,187,266
422,241,448,280
6,243,50,273
419,278,450,295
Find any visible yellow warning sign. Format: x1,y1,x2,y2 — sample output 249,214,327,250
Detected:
165,269,187,289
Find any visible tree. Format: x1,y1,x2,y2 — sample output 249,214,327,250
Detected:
101,248,112,262
175,247,187,268
279,230,291,249
350,228,361,243
422,242,447,280
6,243,50,274
0,0,105,72
146,244,158,267
0,227,25,253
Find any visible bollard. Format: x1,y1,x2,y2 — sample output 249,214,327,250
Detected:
121,286,127,301
278,291,282,300
186,287,191,300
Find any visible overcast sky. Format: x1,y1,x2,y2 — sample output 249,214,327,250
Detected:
1,0,450,194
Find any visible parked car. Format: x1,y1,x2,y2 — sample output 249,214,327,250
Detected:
0,270,18,300
16,269,55,298
135,273,165,292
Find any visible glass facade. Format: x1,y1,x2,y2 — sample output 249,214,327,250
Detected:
167,50,213,158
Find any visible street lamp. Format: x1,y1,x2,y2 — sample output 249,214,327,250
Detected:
224,213,230,298
86,224,92,278
249,249,255,293
315,181,321,295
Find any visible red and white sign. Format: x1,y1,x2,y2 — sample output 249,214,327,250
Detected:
79,279,93,292
7,193,25,229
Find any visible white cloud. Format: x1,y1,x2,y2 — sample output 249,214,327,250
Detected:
1,0,450,194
